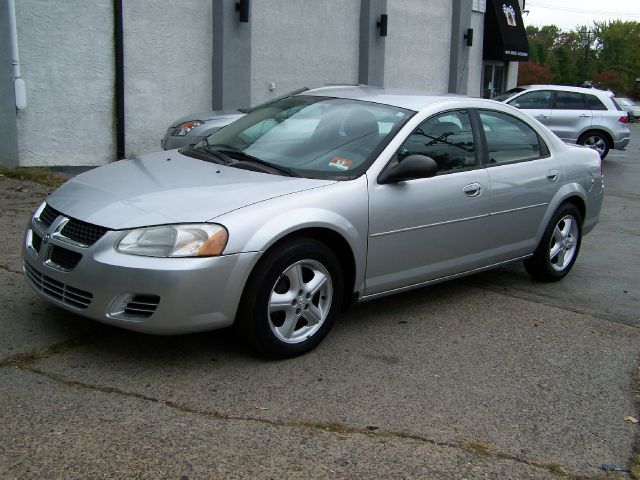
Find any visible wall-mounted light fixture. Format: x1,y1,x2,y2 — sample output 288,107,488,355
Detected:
236,0,250,23
377,14,388,37
464,28,473,47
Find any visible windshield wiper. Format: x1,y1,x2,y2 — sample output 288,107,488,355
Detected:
179,145,234,165
217,150,295,177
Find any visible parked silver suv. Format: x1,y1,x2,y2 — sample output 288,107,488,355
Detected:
494,85,630,159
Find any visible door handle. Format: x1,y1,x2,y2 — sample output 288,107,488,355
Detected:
546,170,559,182
578,114,590,118
537,114,548,119
463,182,482,197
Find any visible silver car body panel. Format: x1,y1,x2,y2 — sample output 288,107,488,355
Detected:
23,87,604,334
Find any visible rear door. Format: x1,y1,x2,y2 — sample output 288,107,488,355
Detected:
548,91,591,143
478,109,561,261
506,90,553,127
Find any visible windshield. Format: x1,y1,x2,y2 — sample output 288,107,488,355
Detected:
492,87,526,102
189,95,412,179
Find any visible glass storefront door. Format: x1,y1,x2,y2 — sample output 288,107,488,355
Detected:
483,63,505,98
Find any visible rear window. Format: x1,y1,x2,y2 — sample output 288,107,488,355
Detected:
586,94,607,111
554,92,585,110
610,98,624,112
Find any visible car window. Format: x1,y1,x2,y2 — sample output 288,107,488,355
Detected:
397,110,476,173
508,90,551,109
479,110,546,165
194,96,412,179
554,91,585,110
585,95,607,111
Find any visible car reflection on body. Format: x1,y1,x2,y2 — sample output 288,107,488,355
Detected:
23,86,603,357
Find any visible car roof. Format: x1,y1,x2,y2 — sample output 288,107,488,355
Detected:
519,84,613,98
302,85,467,112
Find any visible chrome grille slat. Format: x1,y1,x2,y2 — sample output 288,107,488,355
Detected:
60,219,107,246
39,204,60,228
50,245,82,270
24,262,93,309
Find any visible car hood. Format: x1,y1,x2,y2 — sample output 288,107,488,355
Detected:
46,150,335,230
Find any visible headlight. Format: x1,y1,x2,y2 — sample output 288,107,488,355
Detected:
174,120,204,136
117,224,228,257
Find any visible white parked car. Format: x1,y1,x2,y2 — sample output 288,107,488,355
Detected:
494,85,630,159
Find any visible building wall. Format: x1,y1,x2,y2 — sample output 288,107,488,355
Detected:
384,0,452,91
123,1,213,156
467,11,485,97
15,1,114,166
250,0,360,105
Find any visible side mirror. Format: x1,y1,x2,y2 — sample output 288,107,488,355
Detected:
378,154,438,184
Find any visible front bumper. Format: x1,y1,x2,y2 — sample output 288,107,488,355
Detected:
22,221,260,335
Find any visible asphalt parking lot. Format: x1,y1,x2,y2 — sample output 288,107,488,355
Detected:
1,128,639,479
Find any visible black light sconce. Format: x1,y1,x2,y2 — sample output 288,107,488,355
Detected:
377,14,388,37
236,0,250,22
464,28,473,47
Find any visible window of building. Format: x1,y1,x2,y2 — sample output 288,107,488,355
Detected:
472,0,487,13
397,110,476,173
479,110,547,165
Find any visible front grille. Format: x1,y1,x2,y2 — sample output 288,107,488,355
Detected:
31,232,43,253
39,204,60,228
24,262,93,309
60,218,107,246
50,246,82,270
124,295,160,318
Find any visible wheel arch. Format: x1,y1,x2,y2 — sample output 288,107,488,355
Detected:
535,185,588,244
578,128,613,149
242,226,359,312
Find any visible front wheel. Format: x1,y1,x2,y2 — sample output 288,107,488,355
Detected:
524,204,582,282
578,132,610,159
236,238,343,358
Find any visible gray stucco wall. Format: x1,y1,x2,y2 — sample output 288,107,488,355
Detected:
466,11,485,97
123,1,213,156
15,1,114,166
250,0,360,105
384,0,452,91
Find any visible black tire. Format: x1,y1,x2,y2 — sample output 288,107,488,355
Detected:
578,131,610,160
524,204,582,282
235,238,343,358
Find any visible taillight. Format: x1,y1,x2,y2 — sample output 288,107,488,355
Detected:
619,115,628,124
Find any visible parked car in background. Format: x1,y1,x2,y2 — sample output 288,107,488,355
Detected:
161,110,243,150
24,86,603,357
494,85,630,159
161,88,309,150
615,97,640,122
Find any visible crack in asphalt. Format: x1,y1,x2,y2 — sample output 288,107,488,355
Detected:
7,360,584,479
472,284,640,330
0,263,22,275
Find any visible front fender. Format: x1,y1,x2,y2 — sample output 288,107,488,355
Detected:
215,178,369,294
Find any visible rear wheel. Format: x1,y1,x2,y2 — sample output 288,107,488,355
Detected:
524,204,582,282
236,238,343,358
578,131,610,159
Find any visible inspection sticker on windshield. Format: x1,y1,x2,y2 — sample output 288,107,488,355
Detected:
329,157,352,170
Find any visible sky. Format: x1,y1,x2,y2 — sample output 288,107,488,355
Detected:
523,0,640,31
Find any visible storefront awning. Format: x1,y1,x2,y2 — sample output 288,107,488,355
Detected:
483,0,529,62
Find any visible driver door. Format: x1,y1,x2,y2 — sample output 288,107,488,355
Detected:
365,110,492,295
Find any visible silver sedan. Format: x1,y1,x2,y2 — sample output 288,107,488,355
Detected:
23,86,603,357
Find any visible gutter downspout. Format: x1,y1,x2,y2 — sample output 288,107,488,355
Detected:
7,0,26,109
114,0,125,159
